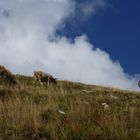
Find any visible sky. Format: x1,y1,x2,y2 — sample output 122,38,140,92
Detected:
58,0,140,75
0,0,139,90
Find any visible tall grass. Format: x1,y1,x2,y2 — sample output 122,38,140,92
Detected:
0,76,140,140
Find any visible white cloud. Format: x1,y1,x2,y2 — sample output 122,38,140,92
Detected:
0,0,139,90
76,0,106,20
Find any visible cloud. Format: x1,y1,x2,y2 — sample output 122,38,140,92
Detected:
75,0,106,20
0,0,139,90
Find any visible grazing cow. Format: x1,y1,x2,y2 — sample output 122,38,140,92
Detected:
138,81,140,87
0,65,18,87
33,71,57,86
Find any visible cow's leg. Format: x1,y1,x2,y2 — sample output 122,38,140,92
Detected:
33,77,37,84
39,78,43,86
47,77,50,86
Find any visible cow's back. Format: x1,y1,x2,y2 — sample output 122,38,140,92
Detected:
0,65,18,86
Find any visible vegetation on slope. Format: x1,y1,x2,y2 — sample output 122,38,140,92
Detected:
0,76,140,140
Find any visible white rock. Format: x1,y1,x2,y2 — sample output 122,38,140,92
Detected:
109,95,118,100
58,110,66,115
83,101,89,105
102,103,109,110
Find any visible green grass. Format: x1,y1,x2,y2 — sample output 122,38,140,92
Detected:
0,76,140,140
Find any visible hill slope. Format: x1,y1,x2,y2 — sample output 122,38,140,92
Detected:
0,75,140,140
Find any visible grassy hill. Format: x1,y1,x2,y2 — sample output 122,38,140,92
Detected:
0,75,140,140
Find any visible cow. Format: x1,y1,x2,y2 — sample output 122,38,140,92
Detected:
138,81,140,88
0,65,18,87
33,71,57,86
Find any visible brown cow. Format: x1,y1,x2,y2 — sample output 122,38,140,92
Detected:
0,65,18,87
33,71,57,86
138,81,140,88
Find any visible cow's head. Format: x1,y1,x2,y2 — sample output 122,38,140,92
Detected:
52,78,57,84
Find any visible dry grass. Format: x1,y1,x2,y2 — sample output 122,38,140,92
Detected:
0,76,140,140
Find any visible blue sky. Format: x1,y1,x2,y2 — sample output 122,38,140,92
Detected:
58,0,140,75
